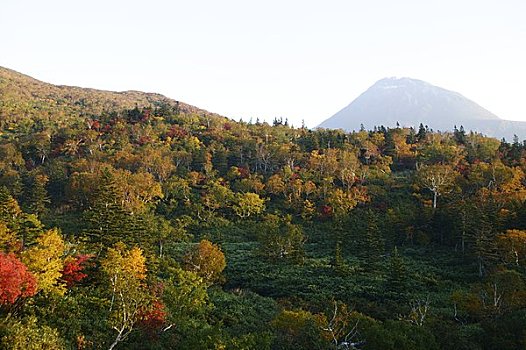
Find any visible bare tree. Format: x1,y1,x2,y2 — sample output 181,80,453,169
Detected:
322,301,366,349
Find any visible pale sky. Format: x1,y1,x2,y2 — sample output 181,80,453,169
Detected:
1,0,525,128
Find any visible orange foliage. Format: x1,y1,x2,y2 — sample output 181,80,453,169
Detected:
0,252,37,304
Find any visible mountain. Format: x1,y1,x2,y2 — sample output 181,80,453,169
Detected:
0,66,221,123
318,77,526,140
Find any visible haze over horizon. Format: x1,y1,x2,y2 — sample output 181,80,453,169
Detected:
1,0,525,128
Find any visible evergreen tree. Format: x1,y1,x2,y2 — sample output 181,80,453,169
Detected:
0,186,22,228
417,123,427,141
467,205,499,277
332,240,350,275
0,186,42,248
22,173,50,217
387,247,407,297
83,169,131,247
362,210,384,268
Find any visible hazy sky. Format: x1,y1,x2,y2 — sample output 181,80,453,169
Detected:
1,0,525,127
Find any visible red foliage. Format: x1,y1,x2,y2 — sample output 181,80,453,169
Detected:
138,300,168,338
320,205,333,217
141,109,151,122
167,125,188,139
456,163,469,176
61,254,92,288
238,166,250,178
90,120,100,130
0,253,37,305
223,123,232,131
137,136,152,146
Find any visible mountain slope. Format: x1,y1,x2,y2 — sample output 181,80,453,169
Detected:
319,77,526,140
0,66,220,122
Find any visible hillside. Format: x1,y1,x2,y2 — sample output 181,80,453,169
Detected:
1,67,526,349
0,66,220,122
319,77,526,140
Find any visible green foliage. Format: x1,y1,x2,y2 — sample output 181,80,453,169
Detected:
2,67,526,349
257,214,306,263
365,320,440,350
1,316,64,350
271,309,328,350
386,247,408,297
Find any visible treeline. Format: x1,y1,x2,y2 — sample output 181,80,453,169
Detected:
1,101,526,349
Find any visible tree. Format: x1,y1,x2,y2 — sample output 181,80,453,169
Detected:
83,169,131,247
233,192,265,219
21,228,65,296
183,239,226,284
100,243,150,350
326,188,368,220
162,267,210,330
21,173,50,217
1,316,64,350
0,253,36,305
0,186,22,230
387,247,408,296
361,210,384,267
258,214,305,262
466,197,500,277
0,222,17,252
271,309,327,350
321,302,365,349
414,164,456,209
60,254,92,288
497,229,526,267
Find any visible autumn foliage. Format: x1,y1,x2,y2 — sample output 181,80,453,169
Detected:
0,252,37,305
61,254,93,288
183,240,226,284
137,300,168,338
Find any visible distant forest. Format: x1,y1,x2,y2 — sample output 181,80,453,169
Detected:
2,68,526,349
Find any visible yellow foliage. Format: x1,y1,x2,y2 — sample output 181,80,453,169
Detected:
21,228,65,295
184,240,226,284
101,243,147,284
233,192,265,218
266,174,286,196
497,229,526,266
0,221,18,252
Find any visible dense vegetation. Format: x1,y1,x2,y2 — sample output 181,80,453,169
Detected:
2,67,526,349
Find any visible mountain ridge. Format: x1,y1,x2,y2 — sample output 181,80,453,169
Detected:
0,66,222,121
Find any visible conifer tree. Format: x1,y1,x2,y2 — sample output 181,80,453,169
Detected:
83,169,130,247
0,187,42,248
0,186,22,229
22,173,50,217
387,247,407,297
361,210,384,268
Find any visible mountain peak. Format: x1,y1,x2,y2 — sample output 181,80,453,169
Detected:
317,77,526,139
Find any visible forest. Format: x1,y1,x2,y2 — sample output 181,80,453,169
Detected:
2,67,526,349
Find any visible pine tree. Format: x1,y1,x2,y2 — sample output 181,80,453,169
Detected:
417,123,427,141
22,173,50,217
362,210,384,268
387,247,407,297
0,186,42,248
467,206,499,277
83,169,130,247
0,186,22,227
332,240,349,275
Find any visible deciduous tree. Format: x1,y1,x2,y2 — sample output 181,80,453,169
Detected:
183,239,226,284
0,252,36,305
